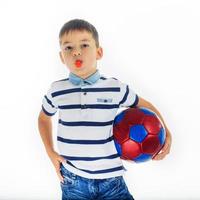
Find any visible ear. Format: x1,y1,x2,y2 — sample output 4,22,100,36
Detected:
59,51,65,64
96,47,103,60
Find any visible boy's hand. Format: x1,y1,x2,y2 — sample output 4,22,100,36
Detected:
153,129,172,160
47,150,65,183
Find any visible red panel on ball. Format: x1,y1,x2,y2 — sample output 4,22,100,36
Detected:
141,135,161,154
113,126,129,144
143,115,162,135
122,139,141,159
123,108,144,126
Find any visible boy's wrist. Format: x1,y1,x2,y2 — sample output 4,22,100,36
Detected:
46,148,55,156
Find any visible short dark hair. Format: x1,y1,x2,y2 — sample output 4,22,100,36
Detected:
59,19,99,47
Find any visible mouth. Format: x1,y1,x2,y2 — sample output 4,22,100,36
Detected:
75,59,83,68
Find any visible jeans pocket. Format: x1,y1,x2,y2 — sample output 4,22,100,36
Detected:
60,165,77,188
61,176,76,187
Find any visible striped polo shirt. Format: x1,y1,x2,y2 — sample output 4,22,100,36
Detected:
42,70,139,179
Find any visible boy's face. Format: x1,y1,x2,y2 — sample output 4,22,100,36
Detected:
59,30,103,79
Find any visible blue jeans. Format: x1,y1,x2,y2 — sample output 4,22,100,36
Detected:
60,163,134,200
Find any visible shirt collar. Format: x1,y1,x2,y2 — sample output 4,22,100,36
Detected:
69,70,100,86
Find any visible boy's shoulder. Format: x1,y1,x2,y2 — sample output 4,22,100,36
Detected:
98,75,125,88
100,75,127,87
48,78,71,92
99,74,120,82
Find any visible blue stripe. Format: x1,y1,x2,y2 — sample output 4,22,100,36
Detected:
61,153,119,161
65,160,124,174
52,87,120,97
58,104,119,109
52,88,81,97
58,119,113,126
81,166,124,174
57,135,114,144
44,95,55,108
119,85,129,105
58,104,81,109
83,87,120,92
111,77,118,80
42,105,55,116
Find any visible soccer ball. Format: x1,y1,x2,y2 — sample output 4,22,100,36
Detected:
113,107,166,163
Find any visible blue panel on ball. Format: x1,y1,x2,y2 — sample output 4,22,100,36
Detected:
140,107,155,116
114,140,122,156
130,125,148,142
134,153,152,163
114,111,125,125
158,127,166,146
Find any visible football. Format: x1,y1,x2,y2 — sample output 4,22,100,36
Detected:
113,107,166,162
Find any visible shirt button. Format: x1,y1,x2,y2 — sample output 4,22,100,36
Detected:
81,104,87,109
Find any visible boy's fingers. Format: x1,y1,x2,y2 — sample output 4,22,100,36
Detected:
153,146,170,160
152,145,167,160
57,170,64,183
59,156,66,163
55,162,64,183
153,154,164,160
158,141,170,155
56,154,65,164
153,152,165,160
161,144,167,152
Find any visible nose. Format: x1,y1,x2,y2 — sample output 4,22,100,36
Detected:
72,48,81,57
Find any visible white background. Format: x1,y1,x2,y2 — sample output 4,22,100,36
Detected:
0,0,200,199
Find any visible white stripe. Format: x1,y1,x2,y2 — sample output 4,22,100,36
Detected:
70,157,123,171
58,109,118,122
57,125,112,140
57,140,117,157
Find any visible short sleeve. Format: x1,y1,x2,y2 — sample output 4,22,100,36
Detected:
41,83,58,116
118,81,139,108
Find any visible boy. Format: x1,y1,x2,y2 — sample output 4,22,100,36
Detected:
38,19,172,200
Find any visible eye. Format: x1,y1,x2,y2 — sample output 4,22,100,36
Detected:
81,44,89,48
64,46,73,51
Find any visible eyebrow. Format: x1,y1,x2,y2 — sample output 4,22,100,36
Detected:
63,39,91,45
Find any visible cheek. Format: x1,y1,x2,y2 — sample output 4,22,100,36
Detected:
83,50,97,60
63,55,72,63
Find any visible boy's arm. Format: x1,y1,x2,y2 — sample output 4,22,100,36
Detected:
38,110,65,183
38,110,56,154
136,97,172,160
